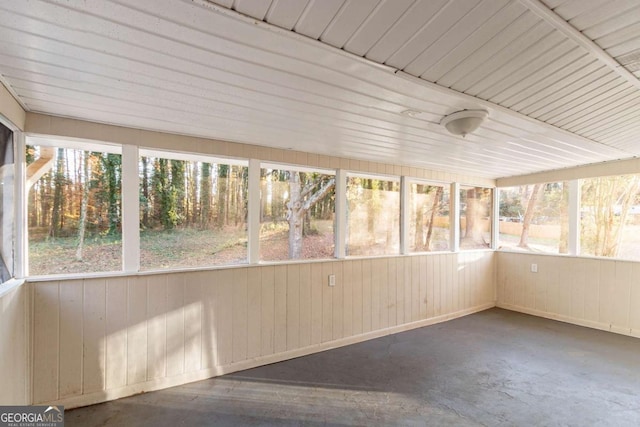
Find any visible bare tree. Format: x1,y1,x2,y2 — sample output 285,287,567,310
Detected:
76,152,91,261
287,172,335,258
518,183,543,249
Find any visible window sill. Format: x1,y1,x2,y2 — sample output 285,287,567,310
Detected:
0,278,26,298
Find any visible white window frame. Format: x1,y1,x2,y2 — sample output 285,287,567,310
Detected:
404,178,452,254
345,171,402,258
25,136,125,278
257,162,338,263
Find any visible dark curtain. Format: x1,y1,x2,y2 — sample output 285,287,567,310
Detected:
0,122,13,282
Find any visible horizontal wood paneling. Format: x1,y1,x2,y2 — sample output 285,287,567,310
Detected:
2,0,635,180
30,252,495,407
497,252,640,337
25,113,495,188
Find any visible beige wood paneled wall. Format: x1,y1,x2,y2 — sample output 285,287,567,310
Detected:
0,283,29,404
497,252,640,338
31,252,495,408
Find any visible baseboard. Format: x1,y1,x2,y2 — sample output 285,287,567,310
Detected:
46,302,495,409
497,302,640,339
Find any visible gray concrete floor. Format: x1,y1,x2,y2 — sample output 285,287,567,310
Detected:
66,308,640,426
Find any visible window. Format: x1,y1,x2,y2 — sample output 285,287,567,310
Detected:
459,186,492,249
346,175,400,256
498,182,569,254
27,139,122,275
408,181,450,252
0,122,14,282
139,151,248,270
581,175,640,260
259,166,335,261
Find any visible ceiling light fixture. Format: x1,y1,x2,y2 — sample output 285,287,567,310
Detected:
440,110,488,137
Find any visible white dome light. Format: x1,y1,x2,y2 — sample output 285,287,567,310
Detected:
440,110,488,137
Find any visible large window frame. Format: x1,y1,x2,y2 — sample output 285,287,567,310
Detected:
137,148,249,271
345,172,401,258
497,175,640,262
258,162,336,262
25,136,124,277
405,178,452,254
21,135,501,279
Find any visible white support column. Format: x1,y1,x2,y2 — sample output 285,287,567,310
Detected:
400,176,409,254
492,187,500,250
248,159,260,264
568,179,580,256
14,131,26,279
451,182,460,252
122,144,140,273
334,169,347,259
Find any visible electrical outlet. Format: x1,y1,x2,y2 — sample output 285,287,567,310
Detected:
328,274,336,287
531,263,538,273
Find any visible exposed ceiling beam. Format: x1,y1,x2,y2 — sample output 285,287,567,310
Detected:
519,0,640,91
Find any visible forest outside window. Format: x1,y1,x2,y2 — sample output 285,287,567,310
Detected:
581,174,640,261
498,182,569,254
346,174,400,256
139,150,248,270
459,186,492,250
408,181,450,252
259,165,335,261
27,138,122,275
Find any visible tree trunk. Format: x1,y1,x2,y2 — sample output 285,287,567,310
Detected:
518,183,543,248
200,162,211,229
171,159,185,226
287,173,335,259
559,182,570,254
104,153,121,235
50,147,65,238
288,172,303,259
217,164,228,228
76,152,90,261
464,188,479,241
141,156,150,228
425,186,443,251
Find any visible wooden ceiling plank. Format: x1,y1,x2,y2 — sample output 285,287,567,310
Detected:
419,1,526,82
342,0,416,57
319,0,380,49
363,0,449,64
538,77,627,123
526,73,623,119
519,0,640,90
386,0,483,71
435,11,541,88
233,0,273,21
264,0,310,30
451,23,554,93
470,33,569,99
552,85,637,129
292,0,347,40
404,0,509,77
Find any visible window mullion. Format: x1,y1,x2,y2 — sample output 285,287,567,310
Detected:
122,144,140,273
568,179,580,256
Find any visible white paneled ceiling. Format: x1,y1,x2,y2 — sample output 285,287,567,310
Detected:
0,0,639,179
